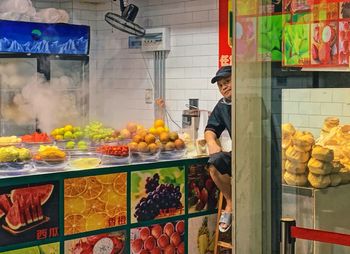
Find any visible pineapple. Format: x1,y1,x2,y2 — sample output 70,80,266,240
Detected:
197,217,210,254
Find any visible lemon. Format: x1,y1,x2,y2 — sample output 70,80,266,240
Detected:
51,129,59,136
149,127,157,135
156,127,165,135
58,128,65,135
64,125,74,132
55,134,63,140
154,119,165,128
69,158,101,169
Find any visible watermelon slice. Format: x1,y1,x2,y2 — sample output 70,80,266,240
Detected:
0,194,12,213
34,194,43,220
0,207,4,219
22,195,33,224
11,184,54,206
17,196,28,226
5,201,22,230
30,194,38,222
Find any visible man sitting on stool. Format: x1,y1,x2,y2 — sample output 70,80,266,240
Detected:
205,65,232,233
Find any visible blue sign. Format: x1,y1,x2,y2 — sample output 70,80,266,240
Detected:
0,20,90,55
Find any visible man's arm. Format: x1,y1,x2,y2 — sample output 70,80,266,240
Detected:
205,130,221,155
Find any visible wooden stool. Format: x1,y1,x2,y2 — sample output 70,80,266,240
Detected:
214,192,233,254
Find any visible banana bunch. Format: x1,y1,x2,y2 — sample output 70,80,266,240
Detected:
0,136,21,145
197,217,210,254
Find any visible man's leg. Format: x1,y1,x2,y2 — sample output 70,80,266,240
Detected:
209,165,232,230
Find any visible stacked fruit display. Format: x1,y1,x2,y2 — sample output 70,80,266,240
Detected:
21,132,51,143
84,121,116,144
0,146,31,163
114,122,145,142
33,145,67,170
97,145,129,165
131,221,185,254
97,145,129,157
0,136,22,146
34,145,66,161
129,131,159,154
0,184,54,232
134,173,182,222
148,119,169,137
158,131,186,160
64,140,89,151
128,119,186,161
51,124,84,141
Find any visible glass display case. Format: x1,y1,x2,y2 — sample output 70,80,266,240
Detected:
0,20,90,136
233,0,350,252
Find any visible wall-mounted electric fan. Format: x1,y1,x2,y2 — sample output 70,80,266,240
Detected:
105,0,145,37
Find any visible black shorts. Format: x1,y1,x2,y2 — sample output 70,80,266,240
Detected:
208,151,232,176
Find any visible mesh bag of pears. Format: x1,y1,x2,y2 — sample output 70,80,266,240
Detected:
51,124,88,151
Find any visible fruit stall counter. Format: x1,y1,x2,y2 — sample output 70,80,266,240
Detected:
0,157,219,254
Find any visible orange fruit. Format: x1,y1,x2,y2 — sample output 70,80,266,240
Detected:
149,127,157,135
86,213,109,231
81,177,103,200
154,119,165,128
83,198,106,216
98,184,119,203
106,198,126,218
113,173,127,195
64,178,87,197
64,214,86,235
156,127,166,136
65,196,86,215
96,174,118,184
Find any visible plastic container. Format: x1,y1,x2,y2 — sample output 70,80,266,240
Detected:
0,161,33,176
32,157,68,172
130,149,160,163
101,154,129,165
0,142,23,148
159,148,187,160
23,141,54,153
55,139,92,153
69,152,102,170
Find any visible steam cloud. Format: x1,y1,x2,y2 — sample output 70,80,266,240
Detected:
0,0,69,23
0,61,84,133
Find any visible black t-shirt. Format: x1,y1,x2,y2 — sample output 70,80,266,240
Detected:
205,98,231,138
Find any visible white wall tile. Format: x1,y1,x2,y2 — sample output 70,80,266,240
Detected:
310,89,332,102
320,103,343,116
289,115,309,128
282,102,299,114
193,11,209,22
299,102,321,115
287,89,310,102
